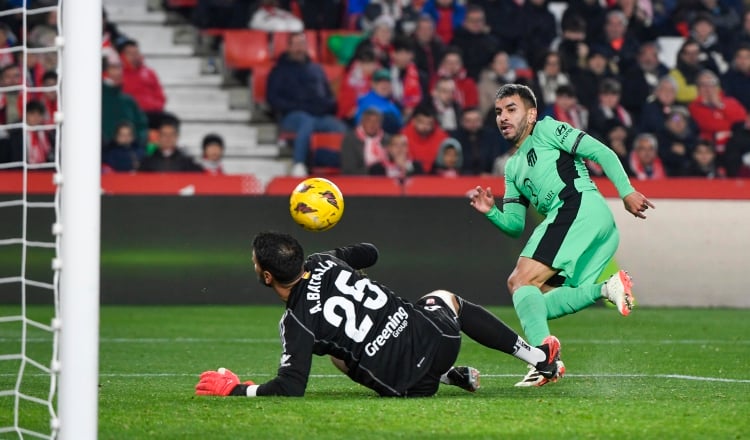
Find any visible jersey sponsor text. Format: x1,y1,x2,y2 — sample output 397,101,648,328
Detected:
364,306,409,357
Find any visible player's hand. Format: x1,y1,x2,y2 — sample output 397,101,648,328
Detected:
195,368,252,396
468,186,496,214
623,192,655,219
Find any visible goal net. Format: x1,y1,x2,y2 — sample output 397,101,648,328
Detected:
0,1,101,439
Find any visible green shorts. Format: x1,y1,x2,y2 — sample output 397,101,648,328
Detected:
521,190,618,287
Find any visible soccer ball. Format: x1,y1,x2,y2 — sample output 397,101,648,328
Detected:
289,177,345,232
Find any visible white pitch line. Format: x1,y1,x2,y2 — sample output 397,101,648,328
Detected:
2,372,748,383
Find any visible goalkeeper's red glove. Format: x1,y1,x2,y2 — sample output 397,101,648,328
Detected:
195,368,255,396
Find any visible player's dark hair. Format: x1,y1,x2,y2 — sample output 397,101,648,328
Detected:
252,231,304,284
495,83,537,110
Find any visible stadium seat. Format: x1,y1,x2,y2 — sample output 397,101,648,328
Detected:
309,132,344,175
272,30,319,61
322,63,345,98
222,30,271,70
250,62,273,108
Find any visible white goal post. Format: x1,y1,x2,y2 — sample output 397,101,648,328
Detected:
58,0,102,439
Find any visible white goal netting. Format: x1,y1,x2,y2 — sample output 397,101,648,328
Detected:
0,2,63,438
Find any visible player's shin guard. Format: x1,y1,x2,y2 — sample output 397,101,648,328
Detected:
512,286,550,346
543,284,603,319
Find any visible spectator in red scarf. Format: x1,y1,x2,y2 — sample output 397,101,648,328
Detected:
401,101,448,172
688,69,747,158
40,70,57,126
6,101,53,165
337,48,379,122
354,15,395,68
368,132,424,178
342,107,387,175
434,47,478,109
588,78,633,142
0,63,22,125
118,39,167,129
541,84,588,131
628,133,666,180
387,36,423,120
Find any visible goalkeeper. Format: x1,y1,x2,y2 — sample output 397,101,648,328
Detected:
468,84,654,387
195,231,562,398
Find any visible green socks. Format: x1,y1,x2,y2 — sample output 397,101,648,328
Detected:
543,284,603,319
512,285,550,346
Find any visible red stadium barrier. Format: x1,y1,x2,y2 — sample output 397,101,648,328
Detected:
0,172,264,195
1,172,748,199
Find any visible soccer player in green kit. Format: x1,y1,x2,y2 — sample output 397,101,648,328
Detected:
469,84,654,387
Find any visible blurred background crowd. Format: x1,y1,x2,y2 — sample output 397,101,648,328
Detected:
1,0,749,181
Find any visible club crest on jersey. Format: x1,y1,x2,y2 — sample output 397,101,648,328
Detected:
526,148,537,167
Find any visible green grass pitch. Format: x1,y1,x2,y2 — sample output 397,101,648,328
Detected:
1,305,749,439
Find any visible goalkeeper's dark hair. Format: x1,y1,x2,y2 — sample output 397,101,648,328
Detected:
495,83,537,110
252,231,304,284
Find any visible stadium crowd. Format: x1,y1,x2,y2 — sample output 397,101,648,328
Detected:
2,0,750,179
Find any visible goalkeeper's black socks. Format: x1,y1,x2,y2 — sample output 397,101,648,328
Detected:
457,298,545,365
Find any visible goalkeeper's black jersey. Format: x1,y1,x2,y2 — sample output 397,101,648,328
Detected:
256,243,442,397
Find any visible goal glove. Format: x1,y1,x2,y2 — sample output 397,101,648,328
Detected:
195,368,255,396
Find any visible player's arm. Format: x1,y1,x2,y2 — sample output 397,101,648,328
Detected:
322,243,379,270
469,180,527,238
548,120,655,218
196,311,315,397
548,121,635,198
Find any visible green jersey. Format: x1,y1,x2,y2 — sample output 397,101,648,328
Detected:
486,117,635,238
484,117,636,285
507,117,634,215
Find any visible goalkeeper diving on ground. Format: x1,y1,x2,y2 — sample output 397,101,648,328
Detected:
195,231,563,398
